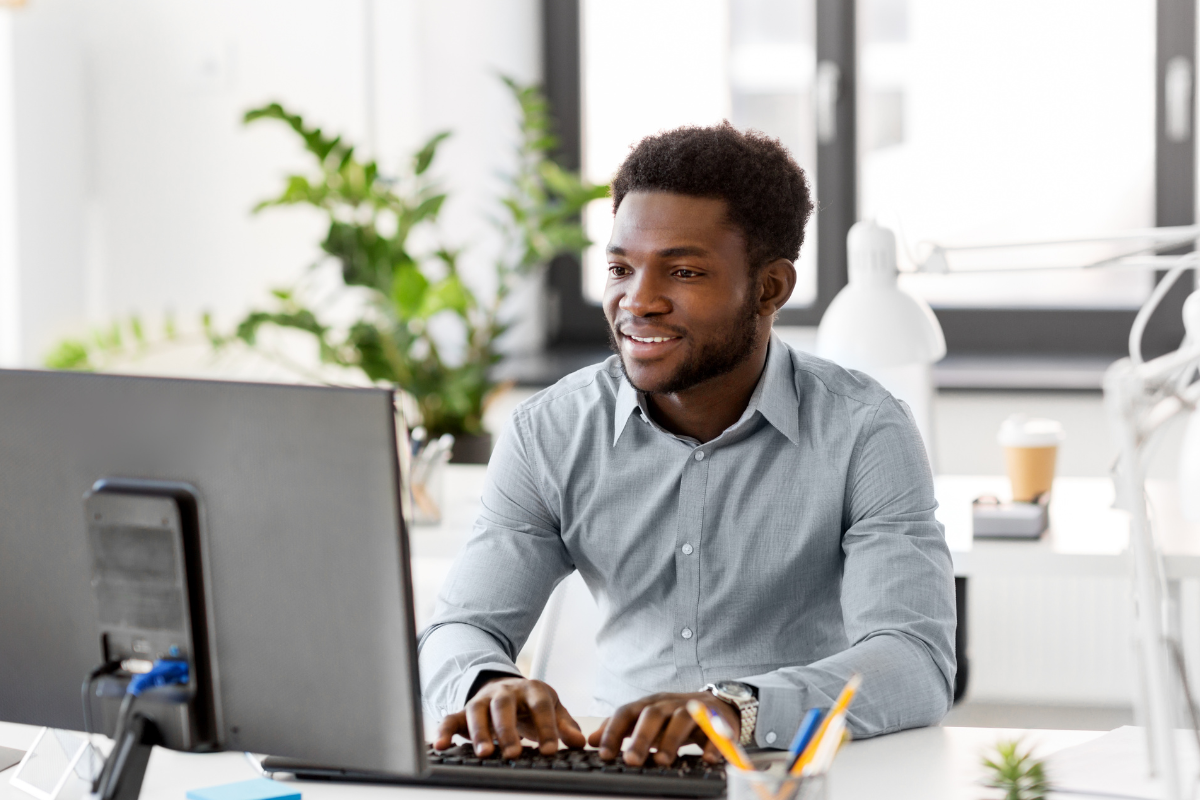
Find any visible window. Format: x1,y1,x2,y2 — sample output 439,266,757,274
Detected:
859,0,1156,309
546,0,1194,359
579,0,819,308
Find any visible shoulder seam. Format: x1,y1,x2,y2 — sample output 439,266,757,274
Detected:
519,365,608,414
788,353,884,409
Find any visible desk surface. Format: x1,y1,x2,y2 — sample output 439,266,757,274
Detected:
0,720,1102,800
413,467,1200,578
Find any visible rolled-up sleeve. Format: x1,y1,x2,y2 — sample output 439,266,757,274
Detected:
741,395,956,743
417,413,574,722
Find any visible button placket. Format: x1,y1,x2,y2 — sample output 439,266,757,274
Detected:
672,445,709,687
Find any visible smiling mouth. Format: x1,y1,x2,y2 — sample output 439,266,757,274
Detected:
626,334,680,343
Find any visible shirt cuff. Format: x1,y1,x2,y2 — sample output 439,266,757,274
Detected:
452,662,525,712
738,673,805,750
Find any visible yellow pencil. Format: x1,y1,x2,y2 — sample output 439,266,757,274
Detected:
788,674,861,776
707,709,754,768
685,700,753,770
803,714,846,776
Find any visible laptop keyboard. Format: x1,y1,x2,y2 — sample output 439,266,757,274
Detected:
428,743,725,779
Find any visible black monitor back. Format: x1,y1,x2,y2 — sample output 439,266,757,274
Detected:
0,369,423,775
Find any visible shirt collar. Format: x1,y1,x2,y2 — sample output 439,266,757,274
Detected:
613,368,642,446
611,332,800,447
754,332,802,446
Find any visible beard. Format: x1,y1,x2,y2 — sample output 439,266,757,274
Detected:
608,293,762,395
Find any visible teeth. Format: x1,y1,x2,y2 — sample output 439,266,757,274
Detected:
630,335,675,343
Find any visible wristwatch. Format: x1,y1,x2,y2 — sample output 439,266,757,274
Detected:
703,681,758,746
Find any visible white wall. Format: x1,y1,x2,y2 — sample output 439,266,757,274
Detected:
0,0,539,366
0,13,19,366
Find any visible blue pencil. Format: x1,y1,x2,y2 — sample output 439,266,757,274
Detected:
784,708,824,772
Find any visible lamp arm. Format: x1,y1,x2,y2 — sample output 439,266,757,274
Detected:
1130,259,1197,365
915,228,1200,275
922,225,1200,253
1106,360,1187,800
1127,341,1200,390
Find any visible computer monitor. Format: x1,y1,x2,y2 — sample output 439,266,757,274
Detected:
0,368,423,775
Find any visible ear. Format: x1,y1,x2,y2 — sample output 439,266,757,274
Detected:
756,258,797,316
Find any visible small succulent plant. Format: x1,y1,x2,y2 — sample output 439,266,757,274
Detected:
982,739,1050,800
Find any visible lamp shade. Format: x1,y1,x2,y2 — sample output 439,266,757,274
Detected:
816,221,946,370
817,221,947,461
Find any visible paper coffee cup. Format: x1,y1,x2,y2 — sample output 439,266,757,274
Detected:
997,415,1065,503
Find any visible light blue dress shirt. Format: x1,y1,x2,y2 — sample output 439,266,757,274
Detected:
419,334,956,745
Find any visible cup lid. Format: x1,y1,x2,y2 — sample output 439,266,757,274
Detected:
997,414,1065,447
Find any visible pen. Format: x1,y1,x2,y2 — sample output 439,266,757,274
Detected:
685,700,753,771
784,708,823,773
804,714,847,776
789,673,861,776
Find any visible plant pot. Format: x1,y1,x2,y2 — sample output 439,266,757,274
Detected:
450,433,493,464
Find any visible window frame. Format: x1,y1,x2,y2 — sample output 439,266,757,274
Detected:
542,0,1194,359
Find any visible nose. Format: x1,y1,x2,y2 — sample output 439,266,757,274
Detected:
618,269,671,317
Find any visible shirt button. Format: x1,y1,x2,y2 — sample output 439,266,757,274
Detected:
765,731,777,745
681,627,693,640
694,451,705,461
681,543,694,555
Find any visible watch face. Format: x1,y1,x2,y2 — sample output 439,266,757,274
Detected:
715,681,753,700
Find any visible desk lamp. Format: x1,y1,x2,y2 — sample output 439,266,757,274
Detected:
889,224,1200,798
816,220,946,458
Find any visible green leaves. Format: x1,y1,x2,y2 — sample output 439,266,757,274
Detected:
234,308,326,346
391,263,430,317
414,131,451,175
45,339,93,371
44,316,166,372
228,83,599,438
493,74,610,284
244,102,346,164
412,193,447,225
982,739,1050,800
421,274,473,317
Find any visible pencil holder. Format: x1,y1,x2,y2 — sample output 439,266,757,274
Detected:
410,456,446,525
725,763,827,800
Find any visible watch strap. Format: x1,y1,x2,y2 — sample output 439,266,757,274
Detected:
703,682,758,746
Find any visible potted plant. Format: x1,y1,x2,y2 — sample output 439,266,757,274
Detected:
225,78,608,462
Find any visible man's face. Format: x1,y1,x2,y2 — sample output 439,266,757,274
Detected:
603,191,763,395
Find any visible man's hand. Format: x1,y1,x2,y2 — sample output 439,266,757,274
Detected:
586,692,740,767
434,677,586,759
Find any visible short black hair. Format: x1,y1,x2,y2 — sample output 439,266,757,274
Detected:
611,122,813,271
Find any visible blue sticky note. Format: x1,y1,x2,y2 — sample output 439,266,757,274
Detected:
186,778,300,800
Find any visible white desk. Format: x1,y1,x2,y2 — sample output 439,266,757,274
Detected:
413,467,1200,580
0,720,1103,800
937,475,1200,579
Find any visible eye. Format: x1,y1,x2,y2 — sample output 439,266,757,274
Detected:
673,268,701,278
608,264,631,277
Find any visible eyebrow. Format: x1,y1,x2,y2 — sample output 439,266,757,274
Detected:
605,245,710,258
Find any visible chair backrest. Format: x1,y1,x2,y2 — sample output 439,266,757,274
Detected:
527,571,604,715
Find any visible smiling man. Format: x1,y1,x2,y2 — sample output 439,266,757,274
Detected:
419,123,956,766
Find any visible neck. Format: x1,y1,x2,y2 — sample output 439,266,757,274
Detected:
645,335,771,444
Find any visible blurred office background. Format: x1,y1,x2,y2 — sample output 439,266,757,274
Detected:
2,0,1198,731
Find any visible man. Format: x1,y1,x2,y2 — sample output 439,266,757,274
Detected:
419,123,955,768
